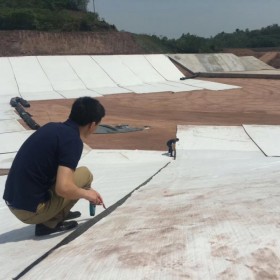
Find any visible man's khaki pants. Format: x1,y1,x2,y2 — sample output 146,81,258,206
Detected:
9,166,93,228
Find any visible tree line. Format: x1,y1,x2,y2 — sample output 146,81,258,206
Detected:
152,24,280,53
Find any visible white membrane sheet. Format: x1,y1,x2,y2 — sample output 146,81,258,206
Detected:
161,81,202,92
9,57,54,93
19,126,280,280
0,94,15,104
93,55,199,93
92,55,143,86
20,91,63,101
0,120,25,133
37,56,87,91
243,124,280,156
182,78,240,90
0,131,33,154
0,150,170,279
67,55,116,87
67,55,129,94
145,55,239,91
0,55,241,97
124,84,167,94
125,82,197,94
145,54,185,81
120,54,166,83
0,57,19,96
93,86,131,95
176,125,260,151
57,89,101,99
0,153,16,169
0,103,19,120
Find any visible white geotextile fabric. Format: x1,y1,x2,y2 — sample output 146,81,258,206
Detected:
0,54,240,99
145,54,240,90
37,56,87,91
93,86,131,95
67,55,117,88
20,91,64,101
0,153,16,169
176,125,259,152
57,89,101,99
93,54,212,93
92,55,143,86
0,150,170,279
8,56,63,100
0,131,33,154
19,126,280,280
182,78,240,90
145,54,185,80
9,56,54,93
0,58,19,96
243,124,280,156
0,120,25,133
161,81,202,92
0,103,19,121
67,55,130,95
120,54,167,83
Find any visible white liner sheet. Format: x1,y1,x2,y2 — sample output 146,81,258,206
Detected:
243,124,280,156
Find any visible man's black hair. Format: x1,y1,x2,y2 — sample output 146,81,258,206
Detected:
69,97,105,126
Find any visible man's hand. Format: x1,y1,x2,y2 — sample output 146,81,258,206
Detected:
87,188,104,206
55,166,106,208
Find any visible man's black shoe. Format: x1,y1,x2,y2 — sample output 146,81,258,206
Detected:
65,211,81,220
35,221,78,236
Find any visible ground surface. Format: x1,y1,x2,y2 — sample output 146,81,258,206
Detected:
2,76,280,177
21,77,280,152
0,31,144,56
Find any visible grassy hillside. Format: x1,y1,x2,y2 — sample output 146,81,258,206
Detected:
0,0,116,31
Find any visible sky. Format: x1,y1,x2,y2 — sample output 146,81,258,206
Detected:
87,0,280,39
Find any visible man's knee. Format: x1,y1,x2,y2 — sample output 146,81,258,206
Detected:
74,166,93,189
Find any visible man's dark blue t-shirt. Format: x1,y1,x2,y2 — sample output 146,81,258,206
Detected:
3,119,83,212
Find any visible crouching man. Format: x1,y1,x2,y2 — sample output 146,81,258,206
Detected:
166,138,179,158
3,97,105,236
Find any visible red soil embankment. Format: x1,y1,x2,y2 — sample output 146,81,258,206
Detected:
0,30,144,56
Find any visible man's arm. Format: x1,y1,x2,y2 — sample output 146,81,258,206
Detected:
55,165,103,205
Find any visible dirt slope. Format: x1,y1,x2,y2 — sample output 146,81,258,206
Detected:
0,31,144,56
259,52,280,68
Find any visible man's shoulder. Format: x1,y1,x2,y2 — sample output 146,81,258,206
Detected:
40,122,72,133
38,122,60,131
